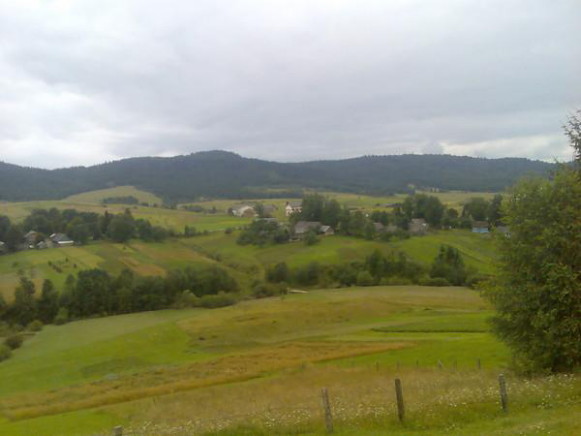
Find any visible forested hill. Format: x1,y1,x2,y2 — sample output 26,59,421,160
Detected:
0,151,554,201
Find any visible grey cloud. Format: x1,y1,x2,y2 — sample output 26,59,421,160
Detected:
0,0,579,168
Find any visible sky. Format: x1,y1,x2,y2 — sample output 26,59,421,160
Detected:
0,0,579,169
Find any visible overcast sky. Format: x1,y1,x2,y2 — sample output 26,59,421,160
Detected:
0,0,579,169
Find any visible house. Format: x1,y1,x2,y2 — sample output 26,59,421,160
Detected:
472,221,489,234
263,204,278,216
36,239,53,250
285,201,303,217
50,233,75,247
24,230,39,247
409,218,428,235
373,222,385,233
293,221,334,239
0,241,6,254
230,204,257,218
320,225,335,236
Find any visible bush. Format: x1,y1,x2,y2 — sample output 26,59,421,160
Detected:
175,290,199,308
197,292,238,309
4,334,23,350
0,344,11,362
252,282,288,299
54,307,69,325
356,271,375,286
419,277,451,287
27,320,43,332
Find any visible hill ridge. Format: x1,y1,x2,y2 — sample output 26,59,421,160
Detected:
0,151,554,201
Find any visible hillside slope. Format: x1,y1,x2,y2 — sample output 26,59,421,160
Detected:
0,151,553,201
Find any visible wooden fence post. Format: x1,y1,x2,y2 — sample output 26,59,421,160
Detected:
394,378,405,422
321,387,334,433
477,358,481,370
437,360,443,370
498,374,508,413
112,426,123,436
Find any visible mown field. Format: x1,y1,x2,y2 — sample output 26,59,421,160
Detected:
0,286,578,436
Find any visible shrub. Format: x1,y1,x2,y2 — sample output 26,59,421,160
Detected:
419,277,451,287
252,282,288,299
356,271,375,286
54,307,69,325
27,320,43,332
4,334,23,350
0,344,11,362
197,292,238,309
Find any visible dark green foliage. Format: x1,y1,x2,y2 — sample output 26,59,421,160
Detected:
102,196,139,205
196,292,238,309
237,220,289,246
401,194,445,228
8,276,36,325
303,229,319,246
4,334,23,350
38,279,59,324
0,152,554,201
485,167,581,372
266,262,290,283
106,212,135,243
430,245,467,286
563,109,581,163
252,282,287,299
4,225,23,252
27,320,43,332
462,197,490,221
0,215,11,242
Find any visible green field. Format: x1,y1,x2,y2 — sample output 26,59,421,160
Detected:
0,286,578,436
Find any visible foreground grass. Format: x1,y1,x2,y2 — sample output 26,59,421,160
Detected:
1,286,574,436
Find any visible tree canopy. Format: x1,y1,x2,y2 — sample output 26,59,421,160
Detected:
485,112,581,372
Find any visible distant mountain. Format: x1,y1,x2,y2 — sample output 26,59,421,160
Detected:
0,151,555,202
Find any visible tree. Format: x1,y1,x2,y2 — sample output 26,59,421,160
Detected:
10,276,37,325
430,245,467,286
38,279,59,323
485,116,581,372
563,109,581,163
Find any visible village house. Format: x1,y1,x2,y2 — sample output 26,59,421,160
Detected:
230,204,257,218
0,241,6,254
24,230,39,248
408,218,429,235
285,201,302,217
262,204,278,216
50,233,75,247
472,221,489,234
293,221,334,239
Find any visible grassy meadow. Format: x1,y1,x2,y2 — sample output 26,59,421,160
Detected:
2,188,577,435
0,286,578,436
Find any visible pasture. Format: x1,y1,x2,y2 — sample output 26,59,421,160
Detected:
0,286,578,436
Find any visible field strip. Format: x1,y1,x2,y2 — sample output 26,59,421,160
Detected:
0,341,408,421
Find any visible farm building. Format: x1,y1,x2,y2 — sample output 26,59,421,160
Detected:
285,201,302,216
230,204,257,218
409,218,428,235
50,233,75,246
293,221,334,239
472,221,489,234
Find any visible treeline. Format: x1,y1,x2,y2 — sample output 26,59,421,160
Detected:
296,192,504,235
265,245,480,289
0,151,553,201
0,208,172,251
0,265,239,328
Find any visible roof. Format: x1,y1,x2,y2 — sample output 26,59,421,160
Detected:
50,233,73,243
294,221,321,234
410,218,427,225
472,221,489,228
287,201,302,208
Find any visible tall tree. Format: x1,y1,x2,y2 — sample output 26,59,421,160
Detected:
485,116,581,372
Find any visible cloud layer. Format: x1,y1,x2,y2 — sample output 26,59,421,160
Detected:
0,0,579,168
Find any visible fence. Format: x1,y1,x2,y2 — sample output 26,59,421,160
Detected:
105,358,517,436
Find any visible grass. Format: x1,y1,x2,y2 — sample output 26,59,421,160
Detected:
0,286,578,435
